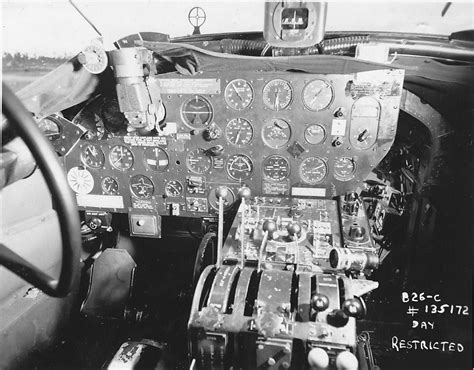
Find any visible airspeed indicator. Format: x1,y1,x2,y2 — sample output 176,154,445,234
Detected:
225,79,254,110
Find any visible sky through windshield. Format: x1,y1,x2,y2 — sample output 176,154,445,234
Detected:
2,1,473,57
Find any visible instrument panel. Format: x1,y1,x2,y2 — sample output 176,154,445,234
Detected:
62,69,404,218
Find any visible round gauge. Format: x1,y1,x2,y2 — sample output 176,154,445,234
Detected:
165,180,183,197
263,155,290,182
224,79,254,110
80,144,105,169
225,118,253,146
67,167,94,194
38,117,61,140
144,147,169,172
334,157,356,181
186,148,212,174
302,80,334,111
181,96,213,127
101,100,127,133
109,145,134,171
101,177,119,195
262,119,291,149
130,175,154,199
304,124,326,145
299,157,327,184
226,154,253,181
263,79,293,111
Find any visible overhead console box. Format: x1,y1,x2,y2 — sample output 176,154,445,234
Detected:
263,1,328,47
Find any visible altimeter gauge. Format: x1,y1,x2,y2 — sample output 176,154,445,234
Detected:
67,167,94,194
109,145,134,171
302,79,334,111
299,157,327,184
224,79,254,110
263,79,293,111
80,144,105,169
225,118,253,146
226,154,253,181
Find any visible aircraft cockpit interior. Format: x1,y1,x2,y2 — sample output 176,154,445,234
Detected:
1,2,472,369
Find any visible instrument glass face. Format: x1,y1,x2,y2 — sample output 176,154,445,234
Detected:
224,79,254,110
263,79,293,111
334,157,356,181
186,148,212,174
80,144,105,169
225,118,253,146
165,180,184,197
109,145,134,170
299,157,327,184
181,96,213,127
302,79,334,111
262,119,291,149
101,176,119,195
304,124,326,145
130,175,154,199
226,154,254,181
144,147,169,172
263,155,290,182
38,117,61,140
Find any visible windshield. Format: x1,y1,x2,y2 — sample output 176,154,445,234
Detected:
2,1,473,58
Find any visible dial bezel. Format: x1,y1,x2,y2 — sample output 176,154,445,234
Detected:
225,118,254,147
262,155,291,182
186,148,212,175
302,79,334,112
80,144,105,169
261,118,292,149
224,79,254,110
109,145,134,171
226,154,254,181
262,79,293,111
130,175,155,199
299,156,328,185
180,95,214,128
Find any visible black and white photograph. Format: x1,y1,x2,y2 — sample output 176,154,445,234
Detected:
1,1,473,369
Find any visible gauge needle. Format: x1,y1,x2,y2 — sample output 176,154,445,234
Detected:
273,121,284,130
274,89,280,110
113,153,124,164
235,128,242,144
232,83,244,101
310,88,323,104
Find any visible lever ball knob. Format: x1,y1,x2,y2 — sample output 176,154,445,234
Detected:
262,220,277,234
311,293,330,312
215,186,228,199
238,186,252,200
342,297,366,319
286,222,301,237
